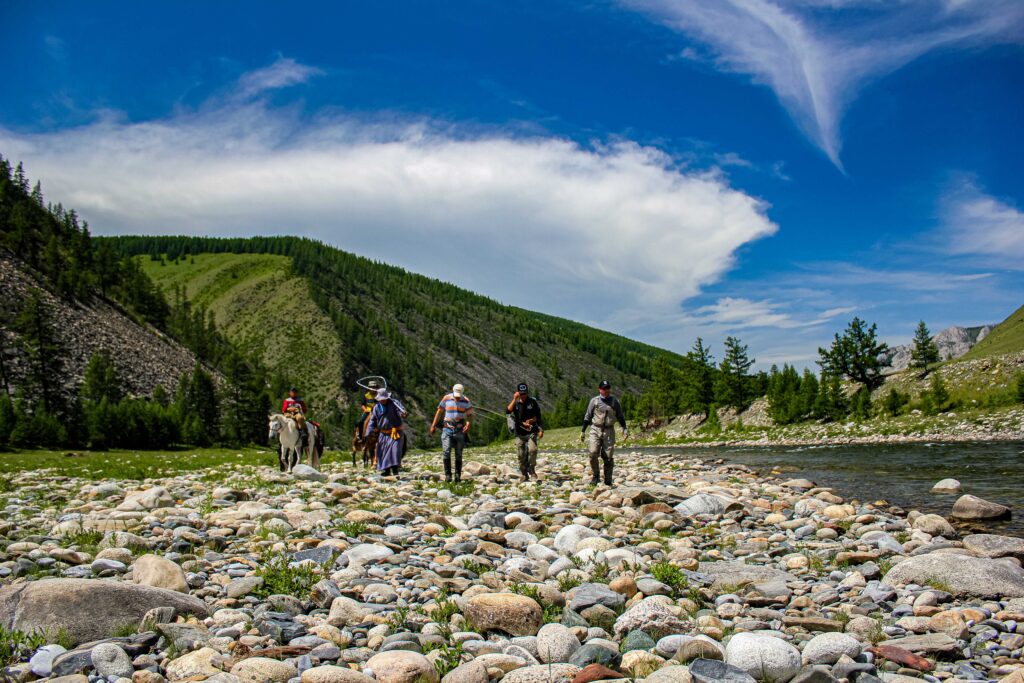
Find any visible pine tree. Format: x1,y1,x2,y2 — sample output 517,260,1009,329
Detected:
910,321,940,373
649,357,679,419
81,350,123,404
0,393,15,446
679,337,716,416
883,388,908,417
715,336,754,410
13,291,64,413
818,317,889,390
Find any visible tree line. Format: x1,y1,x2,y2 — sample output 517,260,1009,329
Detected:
0,156,271,450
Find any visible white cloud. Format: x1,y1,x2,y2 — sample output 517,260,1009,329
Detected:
0,60,778,334
684,296,853,329
233,57,323,98
620,0,1024,167
941,178,1024,267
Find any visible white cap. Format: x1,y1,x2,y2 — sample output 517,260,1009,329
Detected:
452,383,464,397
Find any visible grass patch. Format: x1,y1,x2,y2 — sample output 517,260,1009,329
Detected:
557,573,582,592
0,447,270,479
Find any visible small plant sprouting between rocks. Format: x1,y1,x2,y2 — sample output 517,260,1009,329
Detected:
590,561,611,584
650,561,689,597
0,625,48,668
557,573,582,592
460,558,489,576
429,641,465,678
253,548,322,599
337,521,367,537
508,582,563,624
387,605,413,632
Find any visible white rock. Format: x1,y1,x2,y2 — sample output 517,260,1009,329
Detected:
801,632,862,665
725,632,801,683
536,623,580,663
554,524,598,555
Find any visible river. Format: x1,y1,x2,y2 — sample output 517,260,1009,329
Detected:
659,440,1024,536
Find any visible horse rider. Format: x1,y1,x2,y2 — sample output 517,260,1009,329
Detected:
429,383,473,482
355,380,381,443
581,379,628,486
282,386,309,450
368,388,404,476
506,382,544,481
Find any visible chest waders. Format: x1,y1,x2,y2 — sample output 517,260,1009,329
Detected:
587,402,617,485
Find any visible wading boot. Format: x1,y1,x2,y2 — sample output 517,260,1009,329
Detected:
603,461,614,486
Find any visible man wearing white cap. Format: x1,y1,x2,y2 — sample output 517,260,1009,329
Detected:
429,383,473,482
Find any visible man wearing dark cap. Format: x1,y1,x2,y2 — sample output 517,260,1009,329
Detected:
581,380,627,486
506,383,544,481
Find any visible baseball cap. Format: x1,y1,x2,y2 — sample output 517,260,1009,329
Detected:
598,380,611,389
518,383,529,393
452,383,465,397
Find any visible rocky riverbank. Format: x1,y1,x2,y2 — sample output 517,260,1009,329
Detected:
1,450,1023,683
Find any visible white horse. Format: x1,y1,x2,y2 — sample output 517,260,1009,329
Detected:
269,414,322,472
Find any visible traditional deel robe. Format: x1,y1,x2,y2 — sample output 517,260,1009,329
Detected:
368,400,404,471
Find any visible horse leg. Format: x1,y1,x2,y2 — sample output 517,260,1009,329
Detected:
278,444,286,472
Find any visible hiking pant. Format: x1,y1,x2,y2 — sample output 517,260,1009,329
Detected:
441,428,466,480
516,433,538,477
588,426,615,484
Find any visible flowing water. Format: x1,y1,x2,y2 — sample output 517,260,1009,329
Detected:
657,440,1024,536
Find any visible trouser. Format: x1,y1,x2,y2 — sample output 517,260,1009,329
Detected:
441,428,466,480
516,433,538,477
588,426,615,484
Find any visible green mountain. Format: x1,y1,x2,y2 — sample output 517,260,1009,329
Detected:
107,236,686,445
962,304,1024,360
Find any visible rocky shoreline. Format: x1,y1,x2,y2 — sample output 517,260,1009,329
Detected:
1,449,1022,683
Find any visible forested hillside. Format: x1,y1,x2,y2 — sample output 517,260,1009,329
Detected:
0,155,269,450
107,236,689,445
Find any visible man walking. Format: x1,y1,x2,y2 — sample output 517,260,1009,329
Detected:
506,383,544,481
430,383,473,482
581,380,628,486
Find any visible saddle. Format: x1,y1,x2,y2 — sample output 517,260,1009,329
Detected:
285,407,306,429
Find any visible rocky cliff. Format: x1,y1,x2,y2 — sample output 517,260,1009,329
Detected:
882,325,993,374
0,254,201,402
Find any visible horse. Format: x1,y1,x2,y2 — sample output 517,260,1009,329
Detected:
269,414,324,472
269,413,301,472
351,428,378,468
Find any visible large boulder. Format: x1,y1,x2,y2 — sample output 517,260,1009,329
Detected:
133,554,189,593
883,554,1024,598
291,464,327,482
365,651,439,683
0,579,208,646
554,525,598,555
464,593,543,636
800,633,862,665
675,494,742,516
962,534,1024,560
951,494,1011,521
698,562,795,598
536,623,580,663
725,633,801,683
614,597,691,638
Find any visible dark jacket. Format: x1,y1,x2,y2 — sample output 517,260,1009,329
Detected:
507,396,544,436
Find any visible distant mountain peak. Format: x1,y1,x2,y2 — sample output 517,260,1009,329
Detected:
883,324,994,373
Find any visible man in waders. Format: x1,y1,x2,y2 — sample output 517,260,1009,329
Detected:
581,380,628,486
429,383,473,482
506,383,544,481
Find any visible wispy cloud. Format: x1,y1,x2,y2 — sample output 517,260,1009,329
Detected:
684,296,853,329
940,176,1024,267
620,0,1024,168
234,56,324,99
0,58,777,334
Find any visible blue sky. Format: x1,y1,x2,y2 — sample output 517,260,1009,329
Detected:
2,1,1022,368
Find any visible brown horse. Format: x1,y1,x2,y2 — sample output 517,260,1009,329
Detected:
351,429,378,468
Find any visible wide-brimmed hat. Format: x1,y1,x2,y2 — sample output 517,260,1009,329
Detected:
376,389,391,401
368,379,381,389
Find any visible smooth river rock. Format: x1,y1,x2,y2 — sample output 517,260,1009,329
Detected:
883,553,1024,598
0,578,209,645
463,593,543,636
950,494,1011,520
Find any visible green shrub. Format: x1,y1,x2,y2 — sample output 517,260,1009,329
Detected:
253,549,322,598
650,561,689,597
